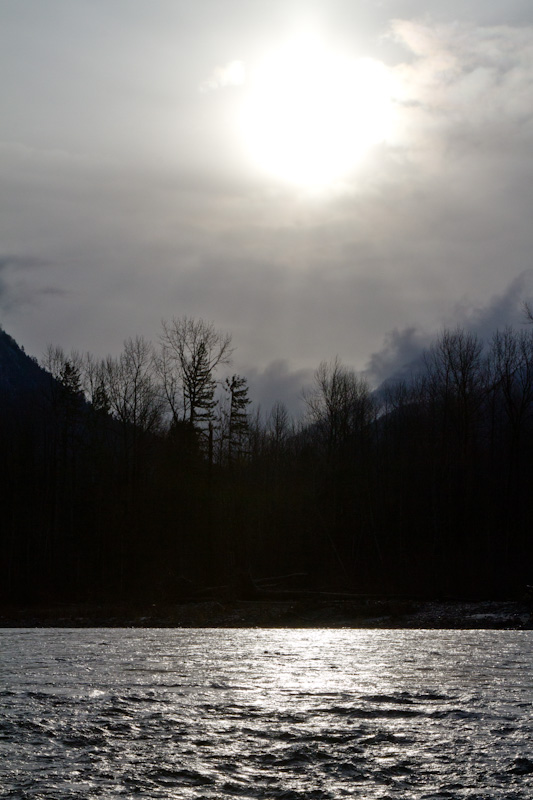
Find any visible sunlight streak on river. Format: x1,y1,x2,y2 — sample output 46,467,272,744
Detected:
2,628,533,798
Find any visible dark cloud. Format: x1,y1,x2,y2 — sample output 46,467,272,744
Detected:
365,271,533,388
0,255,62,313
0,256,40,309
452,270,533,340
244,359,313,418
364,326,430,386
0,255,46,271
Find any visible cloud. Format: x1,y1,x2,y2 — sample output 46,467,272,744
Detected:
200,60,246,92
365,272,533,388
244,359,314,418
364,326,431,386
0,255,47,271
389,20,533,159
3,6,533,409
451,269,533,338
0,255,63,313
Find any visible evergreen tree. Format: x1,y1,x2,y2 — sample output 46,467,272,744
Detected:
224,374,251,464
157,316,233,429
187,342,217,427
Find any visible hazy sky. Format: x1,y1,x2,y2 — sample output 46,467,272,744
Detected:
2,0,533,412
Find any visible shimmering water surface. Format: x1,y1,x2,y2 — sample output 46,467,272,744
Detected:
1,629,533,799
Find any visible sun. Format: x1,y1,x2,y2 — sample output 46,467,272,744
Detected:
239,36,397,189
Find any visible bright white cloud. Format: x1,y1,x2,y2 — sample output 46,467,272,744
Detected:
201,60,246,92
389,20,533,156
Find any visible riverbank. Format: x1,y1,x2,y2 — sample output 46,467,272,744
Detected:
1,597,531,628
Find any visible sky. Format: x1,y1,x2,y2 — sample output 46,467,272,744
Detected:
2,0,533,415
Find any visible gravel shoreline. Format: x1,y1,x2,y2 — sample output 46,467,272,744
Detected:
1,598,532,629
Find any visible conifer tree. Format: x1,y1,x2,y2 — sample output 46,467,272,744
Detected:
224,374,251,464
157,316,233,429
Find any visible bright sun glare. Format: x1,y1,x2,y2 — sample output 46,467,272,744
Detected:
240,36,397,188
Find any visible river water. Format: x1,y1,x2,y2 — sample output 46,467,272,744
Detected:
1,628,533,799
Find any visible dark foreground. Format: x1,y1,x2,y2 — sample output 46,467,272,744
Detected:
1,597,532,628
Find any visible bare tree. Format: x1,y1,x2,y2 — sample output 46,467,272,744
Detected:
422,327,487,456
80,352,109,414
41,344,83,404
303,356,373,452
267,401,291,446
41,344,85,436
102,336,162,436
489,326,533,452
157,316,233,428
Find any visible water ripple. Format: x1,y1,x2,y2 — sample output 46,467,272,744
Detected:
1,628,533,799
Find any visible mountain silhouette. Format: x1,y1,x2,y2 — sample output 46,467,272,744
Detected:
0,327,49,402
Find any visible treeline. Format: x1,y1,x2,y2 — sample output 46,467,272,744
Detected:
1,318,533,604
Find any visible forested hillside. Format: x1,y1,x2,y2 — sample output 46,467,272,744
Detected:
1,319,533,605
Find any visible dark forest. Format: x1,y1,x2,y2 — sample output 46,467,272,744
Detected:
2,316,533,607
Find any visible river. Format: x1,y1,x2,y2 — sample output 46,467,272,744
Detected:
1,628,533,798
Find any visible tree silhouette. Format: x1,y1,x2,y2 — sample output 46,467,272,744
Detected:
223,374,251,465
158,316,233,429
